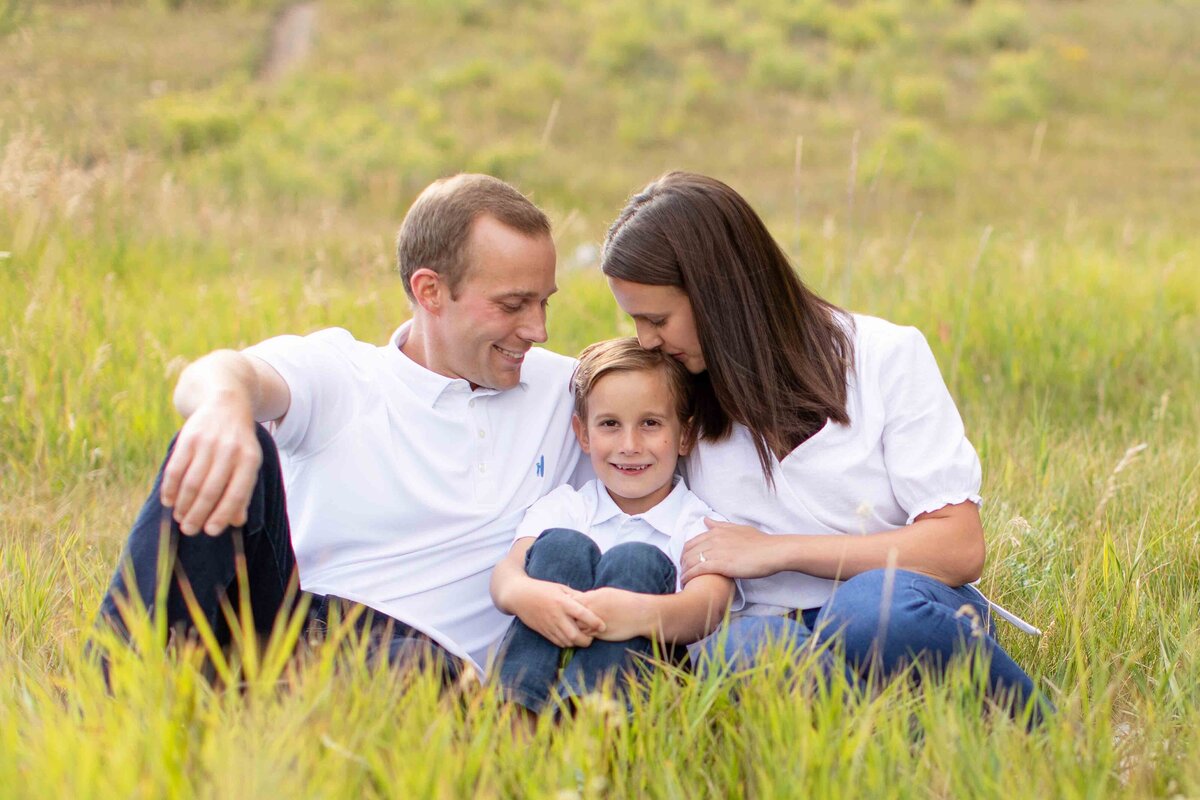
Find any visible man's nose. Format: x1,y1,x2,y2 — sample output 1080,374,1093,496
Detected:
520,304,548,343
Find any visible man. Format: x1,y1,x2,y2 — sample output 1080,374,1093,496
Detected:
98,174,605,678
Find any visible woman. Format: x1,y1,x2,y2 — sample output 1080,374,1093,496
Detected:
600,172,1044,721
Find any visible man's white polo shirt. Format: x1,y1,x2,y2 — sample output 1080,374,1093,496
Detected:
244,323,582,670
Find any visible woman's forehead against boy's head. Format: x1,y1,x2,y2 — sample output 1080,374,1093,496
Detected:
572,338,692,422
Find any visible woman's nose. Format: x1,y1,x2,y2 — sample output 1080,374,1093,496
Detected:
635,322,661,350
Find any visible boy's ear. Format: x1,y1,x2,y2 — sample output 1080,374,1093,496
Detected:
571,414,591,453
678,417,695,457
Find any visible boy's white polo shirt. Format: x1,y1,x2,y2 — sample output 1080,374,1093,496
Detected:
516,479,740,602
244,323,583,671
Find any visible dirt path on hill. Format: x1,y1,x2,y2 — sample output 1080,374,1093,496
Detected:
258,2,317,83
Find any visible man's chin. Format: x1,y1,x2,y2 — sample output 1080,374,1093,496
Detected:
477,371,521,391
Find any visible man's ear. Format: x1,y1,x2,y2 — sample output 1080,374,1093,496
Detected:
678,417,695,457
409,268,445,313
571,414,591,454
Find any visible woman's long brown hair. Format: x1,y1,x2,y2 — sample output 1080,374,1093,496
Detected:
601,172,854,483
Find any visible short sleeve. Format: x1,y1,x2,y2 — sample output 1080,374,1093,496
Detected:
514,484,589,541
675,498,744,610
878,326,982,524
243,328,364,457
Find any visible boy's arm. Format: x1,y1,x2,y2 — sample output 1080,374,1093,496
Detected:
490,538,607,648
581,575,735,645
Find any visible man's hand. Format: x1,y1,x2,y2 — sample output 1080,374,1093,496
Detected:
680,518,783,585
159,351,289,537
160,394,263,536
512,580,607,648
578,587,649,642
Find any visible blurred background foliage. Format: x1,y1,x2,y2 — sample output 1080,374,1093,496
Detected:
2,0,1195,487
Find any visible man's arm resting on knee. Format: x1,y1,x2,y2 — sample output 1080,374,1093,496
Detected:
161,350,291,536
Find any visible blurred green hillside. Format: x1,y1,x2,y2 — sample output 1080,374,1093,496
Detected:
7,0,1199,230
2,0,1196,483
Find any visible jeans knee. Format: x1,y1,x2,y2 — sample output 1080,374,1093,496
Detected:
530,528,598,559
595,542,675,594
698,616,813,675
821,571,890,639
819,570,946,656
525,528,600,583
253,422,282,472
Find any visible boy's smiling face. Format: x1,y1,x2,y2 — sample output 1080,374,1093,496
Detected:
572,367,690,516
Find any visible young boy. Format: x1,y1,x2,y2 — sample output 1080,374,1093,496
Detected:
489,338,738,714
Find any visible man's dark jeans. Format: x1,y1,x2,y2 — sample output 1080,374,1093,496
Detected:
96,424,463,684
496,527,680,714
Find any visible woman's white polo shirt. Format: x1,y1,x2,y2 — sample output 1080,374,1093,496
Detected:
687,314,983,614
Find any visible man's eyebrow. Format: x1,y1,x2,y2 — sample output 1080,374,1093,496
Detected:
493,288,557,299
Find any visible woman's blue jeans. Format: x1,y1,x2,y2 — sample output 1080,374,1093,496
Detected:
496,528,679,714
698,569,1047,724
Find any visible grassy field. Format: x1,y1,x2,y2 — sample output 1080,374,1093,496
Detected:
2,0,1198,796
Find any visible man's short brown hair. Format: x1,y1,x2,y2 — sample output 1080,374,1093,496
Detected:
396,174,551,300
572,338,693,425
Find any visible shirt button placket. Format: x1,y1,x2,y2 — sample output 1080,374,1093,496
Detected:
470,394,495,500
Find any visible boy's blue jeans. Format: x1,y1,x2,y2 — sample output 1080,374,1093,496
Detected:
697,569,1048,724
94,424,463,684
496,528,679,714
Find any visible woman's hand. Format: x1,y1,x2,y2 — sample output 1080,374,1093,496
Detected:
578,588,649,642
680,518,784,585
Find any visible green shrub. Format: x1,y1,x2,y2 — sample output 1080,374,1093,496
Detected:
0,0,33,37
493,59,565,124
766,0,832,41
979,51,1047,122
749,48,832,97
949,2,1032,53
866,117,962,193
830,9,886,51
465,141,540,183
431,58,496,93
830,46,858,82
680,56,724,110
682,3,748,53
145,91,248,155
889,74,949,116
585,9,668,78
827,2,903,51
720,21,785,59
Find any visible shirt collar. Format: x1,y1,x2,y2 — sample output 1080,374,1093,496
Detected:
588,476,691,537
384,321,527,408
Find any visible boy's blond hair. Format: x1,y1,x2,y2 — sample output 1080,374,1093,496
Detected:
572,338,693,425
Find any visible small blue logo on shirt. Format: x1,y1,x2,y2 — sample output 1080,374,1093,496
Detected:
536,455,545,477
